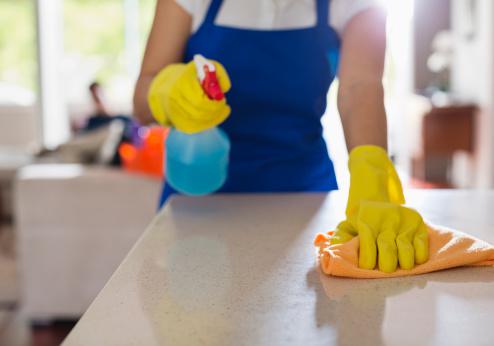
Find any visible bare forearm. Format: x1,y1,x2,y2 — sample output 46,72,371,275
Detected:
133,0,191,124
338,80,387,151
133,75,155,124
337,7,387,152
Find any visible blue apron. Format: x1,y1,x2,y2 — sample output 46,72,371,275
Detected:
159,0,340,207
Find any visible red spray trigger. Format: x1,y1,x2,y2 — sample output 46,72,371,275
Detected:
202,65,224,101
194,54,225,101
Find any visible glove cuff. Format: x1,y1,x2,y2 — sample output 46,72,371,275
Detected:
348,145,388,167
346,145,405,218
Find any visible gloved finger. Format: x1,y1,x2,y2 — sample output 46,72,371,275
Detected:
170,89,227,121
330,220,357,244
212,61,232,93
358,221,378,270
396,207,421,270
174,81,230,120
176,62,209,101
413,222,429,265
377,219,398,273
181,102,230,130
188,97,229,120
356,201,389,270
170,77,229,117
167,99,206,133
396,226,415,270
169,100,230,134
396,232,415,270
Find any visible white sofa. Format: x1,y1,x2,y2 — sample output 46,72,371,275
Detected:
14,164,161,321
0,105,39,150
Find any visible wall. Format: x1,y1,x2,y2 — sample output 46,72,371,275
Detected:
413,0,451,91
451,0,494,188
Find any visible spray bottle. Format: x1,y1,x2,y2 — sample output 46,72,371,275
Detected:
165,55,230,195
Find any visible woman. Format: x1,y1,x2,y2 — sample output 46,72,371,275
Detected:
134,0,429,273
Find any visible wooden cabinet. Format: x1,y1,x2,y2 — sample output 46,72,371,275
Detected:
412,104,477,187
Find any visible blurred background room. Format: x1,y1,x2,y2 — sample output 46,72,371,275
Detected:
0,0,493,345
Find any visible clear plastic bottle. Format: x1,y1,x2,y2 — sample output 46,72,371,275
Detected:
166,127,230,195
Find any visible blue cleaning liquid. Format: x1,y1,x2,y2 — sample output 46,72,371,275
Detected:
166,127,230,195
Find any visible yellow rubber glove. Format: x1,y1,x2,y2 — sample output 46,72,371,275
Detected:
356,201,429,272
331,145,429,272
147,60,231,134
346,145,405,219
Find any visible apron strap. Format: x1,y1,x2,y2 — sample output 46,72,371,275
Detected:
316,0,329,28
204,0,223,26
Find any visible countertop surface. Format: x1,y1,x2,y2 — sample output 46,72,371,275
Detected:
63,190,494,346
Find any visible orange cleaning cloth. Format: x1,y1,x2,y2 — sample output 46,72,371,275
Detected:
314,224,494,279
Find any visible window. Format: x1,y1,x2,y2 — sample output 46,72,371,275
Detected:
62,0,155,112
0,0,36,105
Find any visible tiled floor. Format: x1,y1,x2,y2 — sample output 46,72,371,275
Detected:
0,223,76,346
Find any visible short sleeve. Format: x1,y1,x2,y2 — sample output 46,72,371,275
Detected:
330,0,383,35
175,0,212,32
175,0,195,14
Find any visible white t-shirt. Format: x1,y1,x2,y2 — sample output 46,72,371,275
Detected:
176,0,381,36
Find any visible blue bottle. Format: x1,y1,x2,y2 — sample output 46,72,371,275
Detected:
166,127,230,195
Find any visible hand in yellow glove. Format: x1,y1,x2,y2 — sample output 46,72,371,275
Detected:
358,201,428,272
147,60,231,134
331,145,429,272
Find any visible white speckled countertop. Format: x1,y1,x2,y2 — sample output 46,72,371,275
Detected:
63,190,494,346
